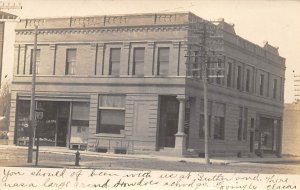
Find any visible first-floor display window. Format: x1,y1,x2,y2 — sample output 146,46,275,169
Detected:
97,95,125,134
214,117,225,140
213,103,225,140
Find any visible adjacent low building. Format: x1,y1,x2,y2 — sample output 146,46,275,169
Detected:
283,101,300,156
9,12,285,157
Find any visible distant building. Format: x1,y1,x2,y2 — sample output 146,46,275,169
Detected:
294,75,300,101
9,12,285,157
283,101,300,156
0,10,18,87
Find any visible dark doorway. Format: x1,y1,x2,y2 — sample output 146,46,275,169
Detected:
250,131,254,153
56,118,68,147
158,96,179,148
257,117,277,154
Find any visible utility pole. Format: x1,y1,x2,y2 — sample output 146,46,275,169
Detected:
28,25,38,163
187,19,224,165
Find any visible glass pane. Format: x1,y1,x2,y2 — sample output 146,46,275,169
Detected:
101,110,125,125
72,102,90,120
134,48,145,62
133,48,145,75
214,103,225,117
99,110,125,134
67,49,76,62
99,95,125,108
158,48,169,76
110,48,121,62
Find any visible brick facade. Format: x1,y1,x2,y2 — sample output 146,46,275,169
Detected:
9,12,285,157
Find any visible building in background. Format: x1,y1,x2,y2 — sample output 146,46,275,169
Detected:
283,101,300,156
294,75,300,100
9,12,285,157
0,9,19,88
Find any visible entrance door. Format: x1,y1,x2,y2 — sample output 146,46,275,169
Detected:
250,131,254,153
56,118,68,147
158,96,179,148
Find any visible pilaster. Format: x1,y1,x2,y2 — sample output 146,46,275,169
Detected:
120,42,130,76
145,42,155,76
96,43,105,75
170,41,180,76
90,43,98,75
18,44,26,75
13,44,20,75
179,42,187,76
49,44,56,75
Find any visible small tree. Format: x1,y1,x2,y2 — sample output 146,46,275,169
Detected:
0,80,11,131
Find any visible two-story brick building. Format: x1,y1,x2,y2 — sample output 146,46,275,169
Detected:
9,12,285,157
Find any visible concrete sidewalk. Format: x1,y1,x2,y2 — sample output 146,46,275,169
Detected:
1,145,300,167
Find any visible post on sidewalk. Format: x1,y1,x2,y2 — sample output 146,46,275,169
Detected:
35,107,44,167
28,25,38,163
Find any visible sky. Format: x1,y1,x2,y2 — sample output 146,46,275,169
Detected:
1,0,300,103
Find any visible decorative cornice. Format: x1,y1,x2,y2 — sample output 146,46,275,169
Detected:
15,24,188,36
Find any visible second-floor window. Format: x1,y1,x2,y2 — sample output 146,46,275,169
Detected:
132,48,145,76
157,47,169,76
245,69,250,92
109,48,121,76
30,49,40,75
227,62,232,87
260,74,264,95
237,66,242,90
65,49,76,75
273,79,277,99
216,60,222,84
108,48,121,75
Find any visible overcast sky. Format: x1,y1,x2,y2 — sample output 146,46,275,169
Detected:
2,0,300,103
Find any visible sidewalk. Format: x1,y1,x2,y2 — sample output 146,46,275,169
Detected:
1,145,300,167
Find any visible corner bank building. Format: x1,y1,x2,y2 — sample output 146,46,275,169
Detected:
9,12,285,157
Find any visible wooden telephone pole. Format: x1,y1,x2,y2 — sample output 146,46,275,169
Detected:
187,19,224,164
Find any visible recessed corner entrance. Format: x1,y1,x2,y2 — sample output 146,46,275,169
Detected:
158,96,179,148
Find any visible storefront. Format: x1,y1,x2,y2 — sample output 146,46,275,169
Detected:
255,116,282,156
15,99,90,149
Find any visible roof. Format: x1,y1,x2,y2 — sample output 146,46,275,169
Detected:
0,11,18,20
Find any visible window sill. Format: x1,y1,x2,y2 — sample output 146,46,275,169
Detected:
95,133,125,138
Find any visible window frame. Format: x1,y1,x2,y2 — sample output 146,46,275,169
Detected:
273,78,277,99
132,47,145,76
157,47,170,76
259,74,264,95
109,48,121,76
30,49,41,75
65,48,77,75
226,62,232,87
237,65,242,90
96,95,126,135
245,69,250,92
